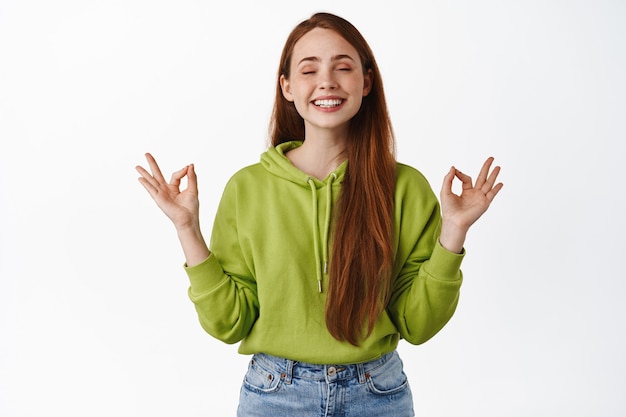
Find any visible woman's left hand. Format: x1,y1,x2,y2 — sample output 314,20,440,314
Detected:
438,157,503,253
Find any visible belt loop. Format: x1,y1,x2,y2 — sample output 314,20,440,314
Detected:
356,362,366,384
283,359,295,384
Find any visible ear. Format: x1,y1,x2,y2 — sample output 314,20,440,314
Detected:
362,69,373,97
280,74,294,102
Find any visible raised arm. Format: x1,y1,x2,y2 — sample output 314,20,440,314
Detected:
135,153,210,266
438,157,503,253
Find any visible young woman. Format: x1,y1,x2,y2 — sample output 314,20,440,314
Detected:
136,12,502,417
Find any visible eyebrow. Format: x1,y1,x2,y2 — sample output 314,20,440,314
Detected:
297,54,356,66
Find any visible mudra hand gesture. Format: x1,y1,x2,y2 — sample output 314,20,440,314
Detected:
439,157,503,253
135,153,200,232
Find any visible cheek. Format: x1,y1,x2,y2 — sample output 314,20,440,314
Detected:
292,85,314,106
290,91,310,116
346,75,366,94
289,79,304,100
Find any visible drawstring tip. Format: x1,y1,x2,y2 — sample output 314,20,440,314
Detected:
323,261,328,274
318,280,322,293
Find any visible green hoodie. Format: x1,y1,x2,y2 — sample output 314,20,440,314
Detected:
185,141,464,364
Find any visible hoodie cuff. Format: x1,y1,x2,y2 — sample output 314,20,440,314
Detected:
422,241,465,282
184,254,228,295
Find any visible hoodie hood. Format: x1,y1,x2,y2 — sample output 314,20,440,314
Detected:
261,141,347,188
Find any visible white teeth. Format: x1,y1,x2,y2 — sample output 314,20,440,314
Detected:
314,99,343,108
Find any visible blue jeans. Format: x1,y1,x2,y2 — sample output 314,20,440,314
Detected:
237,350,414,417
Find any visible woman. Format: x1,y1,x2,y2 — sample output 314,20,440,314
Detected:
136,12,502,417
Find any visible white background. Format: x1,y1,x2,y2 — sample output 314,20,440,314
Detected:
1,1,624,416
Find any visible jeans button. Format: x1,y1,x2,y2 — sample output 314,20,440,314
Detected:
327,366,336,376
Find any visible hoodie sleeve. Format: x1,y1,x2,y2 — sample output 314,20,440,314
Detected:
185,176,259,344
387,165,464,345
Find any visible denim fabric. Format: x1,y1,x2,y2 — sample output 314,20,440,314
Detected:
237,350,414,417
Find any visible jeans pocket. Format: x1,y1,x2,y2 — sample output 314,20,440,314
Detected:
365,355,410,396
242,358,283,394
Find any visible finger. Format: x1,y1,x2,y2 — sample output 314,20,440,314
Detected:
486,182,504,202
474,157,494,189
144,153,167,184
482,165,501,192
135,164,150,178
169,166,189,187
135,164,161,190
137,176,159,198
454,169,473,190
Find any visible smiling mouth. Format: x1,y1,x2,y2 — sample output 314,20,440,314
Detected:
313,99,344,108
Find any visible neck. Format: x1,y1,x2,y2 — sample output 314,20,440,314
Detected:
287,129,348,180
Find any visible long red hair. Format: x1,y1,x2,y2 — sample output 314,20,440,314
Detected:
270,13,396,345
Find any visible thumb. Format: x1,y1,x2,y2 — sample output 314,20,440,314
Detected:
186,164,199,194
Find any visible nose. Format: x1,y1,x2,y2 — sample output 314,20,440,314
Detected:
319,68,337,90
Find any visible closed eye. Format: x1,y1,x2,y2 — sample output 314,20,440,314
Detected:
336,63,353,72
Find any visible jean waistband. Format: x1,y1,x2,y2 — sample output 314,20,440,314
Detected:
250,351,397,384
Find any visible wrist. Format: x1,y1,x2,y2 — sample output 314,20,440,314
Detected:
176,223,204,244
174,216,201,234
176,224,210,267
439,221,468,254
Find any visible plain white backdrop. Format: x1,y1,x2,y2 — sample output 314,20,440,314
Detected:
1,0,624,416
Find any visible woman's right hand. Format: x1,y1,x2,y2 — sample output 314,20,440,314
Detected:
136,153,210,266
135,153,200,231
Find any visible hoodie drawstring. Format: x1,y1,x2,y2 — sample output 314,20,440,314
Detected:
307,173,337,293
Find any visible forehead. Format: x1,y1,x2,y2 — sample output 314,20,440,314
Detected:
292,28,361,64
